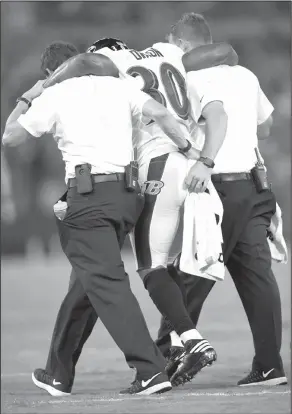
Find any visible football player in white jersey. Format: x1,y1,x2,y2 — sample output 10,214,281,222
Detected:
44,38,232,385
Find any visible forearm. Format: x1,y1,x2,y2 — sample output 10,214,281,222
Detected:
2,102,30,146
257,115,273,139
201,113,228,160
154,114,190,149
1,154,13,198
183,43,238,73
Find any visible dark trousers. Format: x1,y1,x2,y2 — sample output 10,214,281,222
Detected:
157,179,284,372
45,181,166,389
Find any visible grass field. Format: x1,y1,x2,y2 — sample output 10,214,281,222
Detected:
1,249,291,413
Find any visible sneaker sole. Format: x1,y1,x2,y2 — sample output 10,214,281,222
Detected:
238,376,288,387
171,350,217,386
32,373,71,397
120,381,172,396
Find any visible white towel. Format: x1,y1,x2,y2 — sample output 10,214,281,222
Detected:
267,202,288,264
180,182,225,282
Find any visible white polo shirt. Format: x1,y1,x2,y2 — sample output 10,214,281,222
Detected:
187,65,274,173
18,76,150,181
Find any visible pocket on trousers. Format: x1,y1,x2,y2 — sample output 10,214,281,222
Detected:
136,193,145,219
269,191,277,216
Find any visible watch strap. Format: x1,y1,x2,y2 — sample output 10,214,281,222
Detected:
179,139,192,153
16,97,32,108
198,156,215,168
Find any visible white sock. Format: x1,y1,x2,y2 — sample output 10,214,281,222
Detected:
180,329,203,343
170,330,184,347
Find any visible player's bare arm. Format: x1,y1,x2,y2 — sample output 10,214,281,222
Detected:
182,43,238,72
142,98,199,159
44,53,119,88
2,80,45,146
257,115,273,139
185,101,227,193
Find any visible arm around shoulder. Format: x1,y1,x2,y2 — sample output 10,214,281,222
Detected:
183,43,238,72
44,53,119,88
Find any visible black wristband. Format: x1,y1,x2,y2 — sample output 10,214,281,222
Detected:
179,140,192,153
198,156,215,169
16,97,32,108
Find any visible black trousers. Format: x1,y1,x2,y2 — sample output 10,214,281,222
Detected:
156,179,284,372
45,181,166,390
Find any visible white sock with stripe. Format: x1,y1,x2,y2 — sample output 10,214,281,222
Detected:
170,330,184,347
180,329,203,343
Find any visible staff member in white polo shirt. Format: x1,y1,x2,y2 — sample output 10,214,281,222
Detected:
2,42,199,396
156,13,287,387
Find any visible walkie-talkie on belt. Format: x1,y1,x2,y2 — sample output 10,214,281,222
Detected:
125,148,140,192
251,148,270,192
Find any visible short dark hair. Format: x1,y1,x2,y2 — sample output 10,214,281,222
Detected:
170,13,212,45
40,41,79,75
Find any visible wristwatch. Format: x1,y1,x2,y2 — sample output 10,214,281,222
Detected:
16,96,32,108
198,156,215,169
178,140,192,154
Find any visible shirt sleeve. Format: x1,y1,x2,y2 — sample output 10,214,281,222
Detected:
187,71,224,122
257,83,274,125
125,81,151,118
17,89,57,137
186,72,203,123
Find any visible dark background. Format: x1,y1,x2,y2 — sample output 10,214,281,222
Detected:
1,1,290,255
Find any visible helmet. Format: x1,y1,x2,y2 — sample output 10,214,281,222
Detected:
87,38,129,53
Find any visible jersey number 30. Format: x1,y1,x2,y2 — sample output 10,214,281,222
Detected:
127,63,189,121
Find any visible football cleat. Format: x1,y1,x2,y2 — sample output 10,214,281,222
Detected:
165,346,186,379
170,339,217,386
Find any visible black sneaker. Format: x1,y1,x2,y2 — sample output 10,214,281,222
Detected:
238,368,288,387
165,346,186,379
32,369,71,397
119,372,172,395
170,339,217,386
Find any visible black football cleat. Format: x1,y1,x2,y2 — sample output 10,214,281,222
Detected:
238,368,287,386
170,339,217,386
165,346,186,379
119,372,172,395
32,368,71,397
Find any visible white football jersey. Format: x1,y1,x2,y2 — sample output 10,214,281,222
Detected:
94,43,192,164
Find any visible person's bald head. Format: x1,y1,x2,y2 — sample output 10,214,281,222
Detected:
167,13,212,53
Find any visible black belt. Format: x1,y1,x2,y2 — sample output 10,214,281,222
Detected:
68,173,125,189
212,172,252,183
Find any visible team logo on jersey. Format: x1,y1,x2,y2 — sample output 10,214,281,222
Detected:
141,180,164,196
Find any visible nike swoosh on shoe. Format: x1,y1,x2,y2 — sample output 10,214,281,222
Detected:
262,368,274,378
141,373,161,387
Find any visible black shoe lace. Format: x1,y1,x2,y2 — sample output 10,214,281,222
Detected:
128,379,141,393
245,370,261,382
40,371,53,384
167,347,184,361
